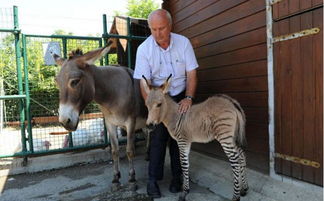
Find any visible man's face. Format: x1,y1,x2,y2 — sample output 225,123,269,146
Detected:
149,16,171,46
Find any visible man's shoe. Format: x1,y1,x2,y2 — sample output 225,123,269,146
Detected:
169,179,182,193
147,181,161,198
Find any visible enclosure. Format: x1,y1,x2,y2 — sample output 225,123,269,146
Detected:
0,0,323,190
0,7,149,160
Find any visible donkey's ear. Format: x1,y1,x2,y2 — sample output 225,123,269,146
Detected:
53,54,65,66
79,42,112,65
161,74,172,94
141,75,152,94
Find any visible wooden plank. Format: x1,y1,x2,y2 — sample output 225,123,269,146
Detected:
196,91,268,108
198,44,267,70
300,0,312,11
174,0,247,33
172,0,216,25
177,0,262,37
278,0,289,20
300,11,315,184
273,20,282,174
289,0,300,15
169,0,196,14
190,11,266,48
313,0,323,7
197,76,268,94
290,14,303,180
279,18,293,179
194,27,266,58
313,7,323,186
197,60,267,81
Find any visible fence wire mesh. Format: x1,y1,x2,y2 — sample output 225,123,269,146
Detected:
0,8,150,157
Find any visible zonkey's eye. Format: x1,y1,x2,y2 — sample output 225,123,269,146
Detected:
157,103,162,107
70,79,80,88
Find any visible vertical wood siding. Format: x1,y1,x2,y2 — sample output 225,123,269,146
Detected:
273,3,323,186
163,0,269,173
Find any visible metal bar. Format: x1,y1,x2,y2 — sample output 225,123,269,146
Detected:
270,0,283,5
273,27,320,43
62,38,67,59
25,34,101,40
275,153,321,168
0,137,145,158
13,6,28,154
102,14,109,65
22,34,34,153
127,17,132,68
265,0,276,178
102,33,147,40
0,95,26,100
0,28,20,33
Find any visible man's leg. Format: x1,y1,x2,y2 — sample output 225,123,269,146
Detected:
169,137,183,193
147,123,169,198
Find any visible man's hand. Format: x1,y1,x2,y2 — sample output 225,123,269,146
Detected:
178,98,192,113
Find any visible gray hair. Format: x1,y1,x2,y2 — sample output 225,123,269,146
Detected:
148,9,172,27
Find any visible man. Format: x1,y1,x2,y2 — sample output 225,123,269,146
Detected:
133,9,198,198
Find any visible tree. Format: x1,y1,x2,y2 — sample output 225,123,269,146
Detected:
126,0,159,19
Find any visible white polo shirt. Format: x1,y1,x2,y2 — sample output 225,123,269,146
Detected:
133,32,199,96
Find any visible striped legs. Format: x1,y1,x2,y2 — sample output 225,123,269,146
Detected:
222,143,243,201
238,148,248,196
178,141,191,201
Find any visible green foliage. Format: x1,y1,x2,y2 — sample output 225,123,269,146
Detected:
126,0,159,19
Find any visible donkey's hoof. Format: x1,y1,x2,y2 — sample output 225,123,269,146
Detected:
127,182,138,191
111,182,121,192
240,186,249,196
232,197,240,201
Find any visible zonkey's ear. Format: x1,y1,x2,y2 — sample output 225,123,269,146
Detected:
78,41,113,65
141,75,152,95
161,74,172,94
53,54,65,66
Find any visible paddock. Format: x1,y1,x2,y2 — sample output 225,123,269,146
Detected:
0,1,322,200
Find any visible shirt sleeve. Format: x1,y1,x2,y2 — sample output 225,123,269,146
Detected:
133,45,151,80
184,38,199,72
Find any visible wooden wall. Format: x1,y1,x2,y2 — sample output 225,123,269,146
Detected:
272,0,323,186
163,0,269,173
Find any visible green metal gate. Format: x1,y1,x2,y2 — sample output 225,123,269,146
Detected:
0,6,149,158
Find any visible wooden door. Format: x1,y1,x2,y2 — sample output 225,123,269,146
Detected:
273,1,323,186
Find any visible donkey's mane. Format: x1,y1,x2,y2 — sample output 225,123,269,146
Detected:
68,49,83,59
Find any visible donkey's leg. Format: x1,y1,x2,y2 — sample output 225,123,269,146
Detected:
238,148,248,196
106,122,121,191
177,141,191,201
125,119,137,191
221,142,242,201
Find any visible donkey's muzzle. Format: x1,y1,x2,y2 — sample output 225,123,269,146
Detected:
147,123,157,130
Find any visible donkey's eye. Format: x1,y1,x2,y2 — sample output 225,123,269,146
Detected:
157,103,162,107
70,79,80,88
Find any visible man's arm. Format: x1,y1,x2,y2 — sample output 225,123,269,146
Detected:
178,69,197,113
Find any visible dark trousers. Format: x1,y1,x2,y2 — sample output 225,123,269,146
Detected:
148,91,185,182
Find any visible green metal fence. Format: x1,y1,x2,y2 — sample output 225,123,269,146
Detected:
0,6,149,158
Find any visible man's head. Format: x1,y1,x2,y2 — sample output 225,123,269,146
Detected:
148,9,172,47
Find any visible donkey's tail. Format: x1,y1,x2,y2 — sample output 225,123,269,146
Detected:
235,106,247,148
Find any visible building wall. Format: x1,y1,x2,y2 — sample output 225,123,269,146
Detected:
163,0,269,173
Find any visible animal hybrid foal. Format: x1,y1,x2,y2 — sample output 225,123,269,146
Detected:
53,44,147,191
142,75,248,201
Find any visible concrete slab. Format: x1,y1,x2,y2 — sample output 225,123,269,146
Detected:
0,148,322,201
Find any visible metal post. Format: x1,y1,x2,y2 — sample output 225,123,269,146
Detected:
13,6,27,153
22,34,34,152
127,17,132,69
102,14,109,65
265,0,276,177
62,38,67,59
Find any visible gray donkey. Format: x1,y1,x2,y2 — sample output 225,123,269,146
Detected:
142,75,248,201
53,44,147,190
